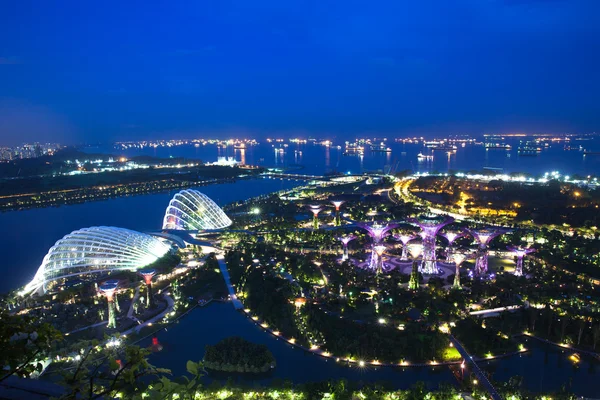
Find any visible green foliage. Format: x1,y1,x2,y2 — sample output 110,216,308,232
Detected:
0,310,62,382
203,336,275,373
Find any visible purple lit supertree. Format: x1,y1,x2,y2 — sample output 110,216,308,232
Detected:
393,233,416,260
507,246,536,276
373,245,387,275
338,235,356,261
441,231,465,262
331,200,345,226
139,269,157,308
408,216,454,274
358,222,399,272
99,283,118,329
466,228,511,275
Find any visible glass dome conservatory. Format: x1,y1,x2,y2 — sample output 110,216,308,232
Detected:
162,189,232,231
24,226,170,294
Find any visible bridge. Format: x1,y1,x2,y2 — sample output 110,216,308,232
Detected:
262,172,325,181
449,334,503,400
469,305,522,318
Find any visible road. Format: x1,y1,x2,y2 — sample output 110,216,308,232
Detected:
449,334,503,400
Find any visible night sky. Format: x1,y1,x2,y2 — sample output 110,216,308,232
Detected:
1,0,599,145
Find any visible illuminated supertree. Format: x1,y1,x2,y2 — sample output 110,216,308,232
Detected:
452,253,467,289
309,206,322,230
358,222,399,272
408,243,423,290
408,216,454,274
99,283,118,329
466,228,511,275
105,279,120,312
338,235,356,261
138,269,157,308
373,245,387,275
507,246,536,276
441,231,465,262
393,233,416,260
331,200,345,226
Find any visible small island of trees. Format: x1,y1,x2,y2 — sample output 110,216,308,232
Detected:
203,336,276,373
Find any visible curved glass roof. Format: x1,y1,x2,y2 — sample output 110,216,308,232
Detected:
162,189,232,231
24,226,170,294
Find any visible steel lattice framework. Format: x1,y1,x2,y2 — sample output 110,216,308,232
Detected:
408,215,454,274
162,189,232,230
25,227,170,294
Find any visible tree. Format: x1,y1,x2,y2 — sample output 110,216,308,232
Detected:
0,310,62,382
58,340,169,399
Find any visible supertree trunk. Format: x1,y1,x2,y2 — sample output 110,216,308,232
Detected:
515,256,524,276
146,282,153,308
453,264,461,289
401,245,409,260
107,300,117,329
409,260,419,290
420,234,438,274
474,247,488,275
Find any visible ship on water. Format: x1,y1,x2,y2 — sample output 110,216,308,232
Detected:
484,143,511,150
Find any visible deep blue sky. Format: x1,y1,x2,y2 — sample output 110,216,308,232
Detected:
1,0,599,145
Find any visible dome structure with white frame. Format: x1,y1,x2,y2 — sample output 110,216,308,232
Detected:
162,189,232,231
23,226,170,295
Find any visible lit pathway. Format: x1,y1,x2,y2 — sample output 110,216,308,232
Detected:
216,253,244,310
449,334,503,400
65,320,108,335
127,285,141,323
121,293,175,336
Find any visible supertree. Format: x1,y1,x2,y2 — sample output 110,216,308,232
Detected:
99,283,118,329
452,253,467,289
408,243,423,290
338,235,356,261
105,279,120,312
358,222,399,272
466,228,511,275
138,269,157,308
507,246,536,276
373,245,387,275
393,233,416,260
441,231,465,262
408,216,454,274
309,206,322,230
331,200,345,226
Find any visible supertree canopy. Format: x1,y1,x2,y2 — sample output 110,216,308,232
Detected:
393,233,416,260
466,227,511,275
441,231,466,262
139,269,157,307
309,207,323,229
452,253,468,289
331,200,345,226
99,282,118,329
408,215,454,274
358,222,399,272
507,246,536,276
338,235,356,261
